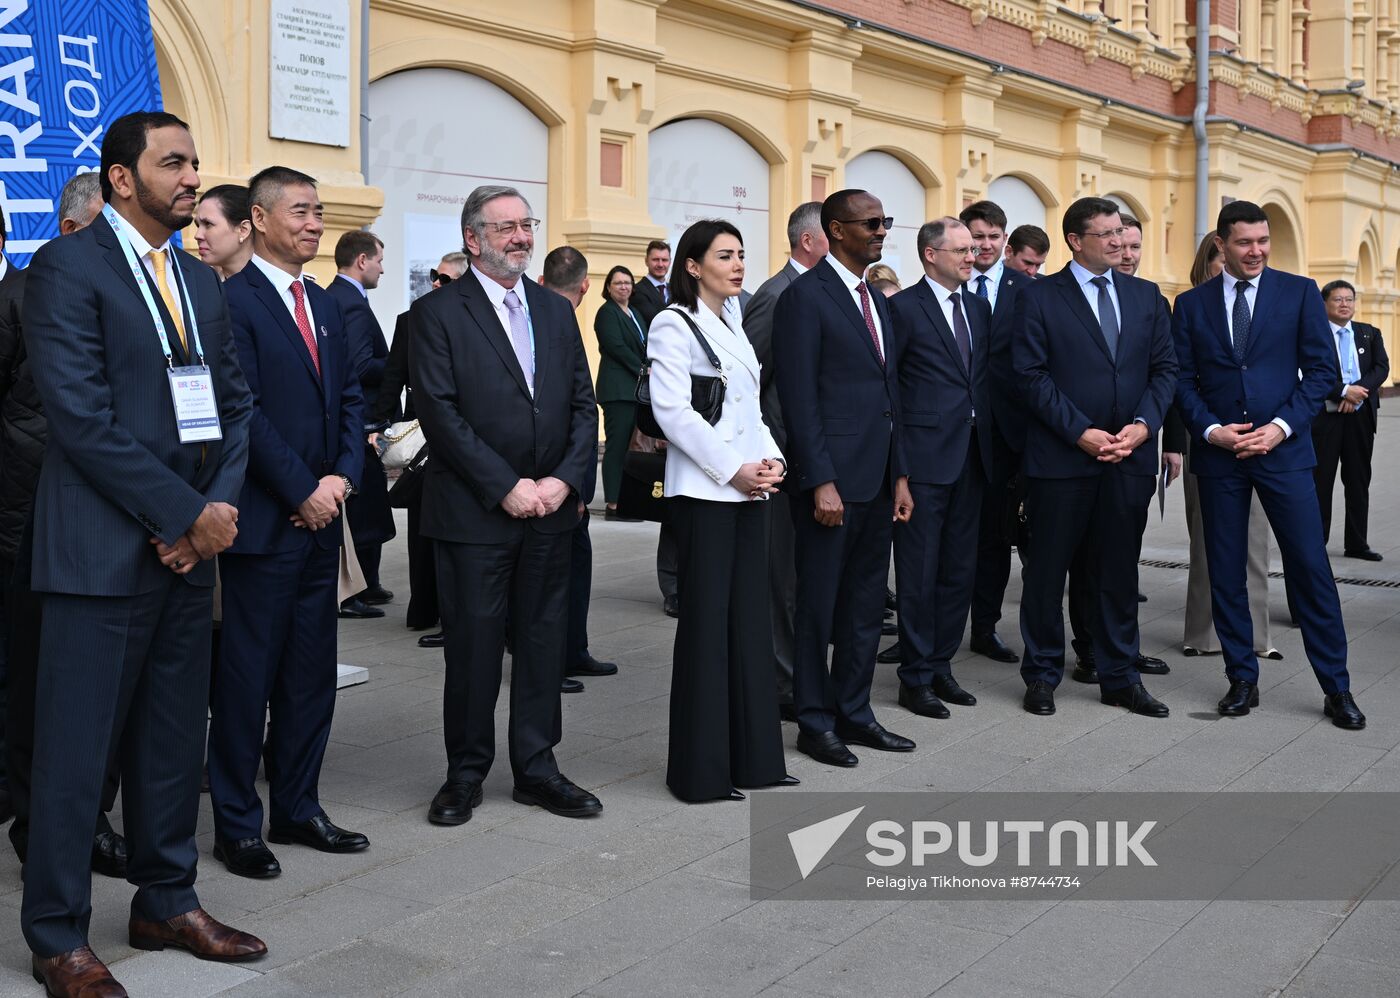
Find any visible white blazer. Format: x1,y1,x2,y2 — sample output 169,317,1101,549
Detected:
647,301,782,502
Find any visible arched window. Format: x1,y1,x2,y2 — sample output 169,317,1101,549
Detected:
845,151,928,289
987,176,1048,232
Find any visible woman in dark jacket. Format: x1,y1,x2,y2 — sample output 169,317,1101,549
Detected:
593,265,649,519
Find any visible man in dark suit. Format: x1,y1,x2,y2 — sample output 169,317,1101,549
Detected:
1174,201,1365,729
629,239,671,328
213,166,370,880
22,111,264,995
742,201,827,720
1013,196,1177,718
774,188,916,767
1312,279,1390,561
327,229,396,618
888,218,993,719
411,185,601,824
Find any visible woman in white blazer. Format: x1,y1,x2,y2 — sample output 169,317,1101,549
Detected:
647,219,797,803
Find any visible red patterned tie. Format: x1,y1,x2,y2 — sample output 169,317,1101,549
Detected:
289,280,321,375
856,281,885,366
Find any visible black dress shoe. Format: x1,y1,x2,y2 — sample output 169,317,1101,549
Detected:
1182,646,1203,657
796,730,858,767
883,607,895,620
268,813,369,853
876,641,902,664
1217,680,1259,716
881,620,898,636
897,684,949,719
834,720,915,752
1137,591,1148,602
1070,662,1098,684
417,630,445,648
566,655,617,677
561,677,585,694
970,631,1019,663
1324,691,1366,729
361,585,394,605
427,781,484,825
1345,549,1383,562
885,587,897,612
778,702,799,723
213,837,281,879
1136,653,1170,675
604,507,641,522
931,674,976,706
338,596,385,619
1023,681,1056,715
91,828,127,879
512,773,603,817
1100,682,1169,717
663,594,680,618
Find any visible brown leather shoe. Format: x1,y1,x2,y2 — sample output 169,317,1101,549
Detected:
31,946,127,998
128,908,267,963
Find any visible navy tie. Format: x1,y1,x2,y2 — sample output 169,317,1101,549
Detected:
1090,275,1119,361
975,274,989,301
1232,280,1252,364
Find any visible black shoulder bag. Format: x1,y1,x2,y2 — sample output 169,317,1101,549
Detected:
634,307,726,441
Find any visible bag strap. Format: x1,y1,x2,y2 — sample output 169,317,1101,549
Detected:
664,306,723,375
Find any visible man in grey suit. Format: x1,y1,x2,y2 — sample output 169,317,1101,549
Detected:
21,111,265,996
742,202,828,720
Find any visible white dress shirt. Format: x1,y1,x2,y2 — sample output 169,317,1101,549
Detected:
788,257,810,276
970,257,1004,312
1204,271,1292,442
250,254,316,331
826,253,886,360
470,263,531,341
108,208,189,327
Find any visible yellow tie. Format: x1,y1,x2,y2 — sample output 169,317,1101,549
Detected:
149,249,188,355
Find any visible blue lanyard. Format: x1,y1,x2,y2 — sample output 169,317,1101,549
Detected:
102,204,206,367
626,305,645,343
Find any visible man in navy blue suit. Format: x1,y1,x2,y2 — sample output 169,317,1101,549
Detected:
1012,197,1177,718
212,167,370,880
887,218,992,719
774,189,915,768
1173,201,1365,729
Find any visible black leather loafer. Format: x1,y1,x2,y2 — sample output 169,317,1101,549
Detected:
1070,662,1099,684
561,677,585,693
512,773,603,817
360,585,394,605
796,730,858,767
91,828,127,879
567,655,618,677
427,782,484,825
898,684,950,719
1324,691,1366,730
213,837,281,879
417,630,445,648
268,814,369,853
931,674,976,706
876,641,902,664
1023,681,1056,715
834,720,915,752
970,631,1019,663
1217,680,1259,716
1100,682,1169,717
1136,653,1170,675
338,597,385,619
1344,549,1383,562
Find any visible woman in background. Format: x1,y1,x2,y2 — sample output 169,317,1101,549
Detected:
593,265,649,520
194,185,253,280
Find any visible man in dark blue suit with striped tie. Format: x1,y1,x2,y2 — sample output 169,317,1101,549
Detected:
1172,201,1365,729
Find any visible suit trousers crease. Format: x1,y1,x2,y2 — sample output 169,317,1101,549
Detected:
1019,471,1152,691
766,491,798,704
211,542,339,842
22,579,209,957
1182,450,1273,653
1195,465,1349,694
600,402,636,506
435,530,571,786
971,469,1018,635
1311,412,1375,554
666,498,784,801
791,484,893,736
567,512,593,666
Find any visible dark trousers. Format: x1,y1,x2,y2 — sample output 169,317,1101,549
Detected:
667,498,785,801
22,579,210,957
970,470,1020,636
406,494,439,630
657,521,678,600
211,541,339,841
354,542,383,591
567,510,593,667
601,401,637,505
1067,546,1096,659
766,492,797,704
435,530,571,785
791,485,893,736
1198,464,1349,694
894,450,984,688
1311,411,1375,553
1019,472,1153,692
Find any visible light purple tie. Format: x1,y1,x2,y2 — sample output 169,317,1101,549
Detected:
504,290,534,394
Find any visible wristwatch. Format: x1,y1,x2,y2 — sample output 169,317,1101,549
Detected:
338,474,355,497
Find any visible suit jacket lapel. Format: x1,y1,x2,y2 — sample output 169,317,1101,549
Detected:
459,274,532,398
1243,268,1276,359
1198,273,1232,359
248,265,323,392
1052,266,1114,364
522,278,551,399
696,303,759,381
818,260,884,372
916,281,970,383
95,216,194,365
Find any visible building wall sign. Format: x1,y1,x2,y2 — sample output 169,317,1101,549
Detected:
269,0,351,147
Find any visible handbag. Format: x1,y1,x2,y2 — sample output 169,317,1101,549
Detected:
387,446,428,509
381,419,425,470
634,307,726,441
616,429,669,523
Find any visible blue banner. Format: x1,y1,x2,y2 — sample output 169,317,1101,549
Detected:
0,0,162,268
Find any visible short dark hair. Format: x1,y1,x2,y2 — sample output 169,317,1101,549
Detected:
99,110,190,202
1120,214,1142,233
1321,280,1356,300
820,188,870,241
334,230,383,269
601,264,635,302
959,200,1007,232
916,217,965,259
199,184,251,226
1062,196,1122,241
786,201,823,249
645,239,671,256
248,165,318,214
542,245,588,292
1007,224,1050,255
1216,200,1269,238
668,219,743,311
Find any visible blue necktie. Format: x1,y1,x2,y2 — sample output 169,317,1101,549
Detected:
1339,326,1360,384
1232,281,1252,364
975,274,989,301
1090,275,1119,360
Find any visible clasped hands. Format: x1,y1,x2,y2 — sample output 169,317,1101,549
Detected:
150,501,239,575
729,458,785,500
290,475,347,530
1339,384,1369,415
501,477,572,518
1077,423,1150,464
1207,422,1285,459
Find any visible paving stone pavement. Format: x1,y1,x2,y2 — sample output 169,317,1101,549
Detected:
3,417,1400,997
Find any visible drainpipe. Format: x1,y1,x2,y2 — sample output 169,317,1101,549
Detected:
359,0,370,184
1194,0,1211,244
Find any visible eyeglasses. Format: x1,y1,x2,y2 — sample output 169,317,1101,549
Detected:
1329,296,1356,305
934,247,977,258
480,218,541,236
837,216,894,232
430,269,453,285
1081,227,1126,240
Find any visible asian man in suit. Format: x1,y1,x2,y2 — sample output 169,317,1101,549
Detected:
888,218,993,719
1173,201,1365,729
1013,197,1177,718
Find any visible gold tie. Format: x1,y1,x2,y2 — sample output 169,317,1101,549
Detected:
149,249,188,355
